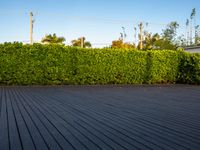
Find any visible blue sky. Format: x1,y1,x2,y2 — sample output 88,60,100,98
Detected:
0,0,199,47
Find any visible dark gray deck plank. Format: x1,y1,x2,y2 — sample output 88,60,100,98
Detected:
69,88,200,137
27,91,139,150
29,85,200,149
35,89,199,149
8,89,36,150
47,95,185,150
9,88,49,150
0,87,1,118
12,88,63,150
14,88,75,150
19,88,87,150
6,88,23,150
0,85,200,150
32,91,164,150
0,88,10,150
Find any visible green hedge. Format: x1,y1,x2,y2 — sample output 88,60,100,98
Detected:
0,43,72,85
72,49,148,84
177,52,200,84
0,43,199,85
147,51,180,83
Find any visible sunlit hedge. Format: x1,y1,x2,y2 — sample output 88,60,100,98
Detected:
147,50,180,83
0,43,199,85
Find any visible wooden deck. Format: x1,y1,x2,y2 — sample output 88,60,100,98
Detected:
0,85,200,150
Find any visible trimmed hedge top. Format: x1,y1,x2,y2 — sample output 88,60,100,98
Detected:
0,43,199,85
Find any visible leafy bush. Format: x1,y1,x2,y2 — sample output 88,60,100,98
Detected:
0,43,72,85
0,43,199,85
73,48,147,84
147,50,180,83
177,52,200,84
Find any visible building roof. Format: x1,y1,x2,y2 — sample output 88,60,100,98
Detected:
185,46,200,53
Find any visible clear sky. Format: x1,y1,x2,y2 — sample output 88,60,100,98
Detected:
0,0,199,47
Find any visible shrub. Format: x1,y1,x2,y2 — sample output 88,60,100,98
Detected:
177,52,200,84
0,43,199,85
147,50,180,83
0,43,72,85
73,48,148,84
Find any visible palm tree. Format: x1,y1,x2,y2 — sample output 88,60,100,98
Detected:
186,19,189,45
71,37,92,48
143,32,160,49
41,33,65,44
190,8,196,45
162,21,179,42
121,27,127,42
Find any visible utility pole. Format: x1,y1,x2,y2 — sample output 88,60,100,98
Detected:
139,22,143,50
30,12,33,44
81,37,85,48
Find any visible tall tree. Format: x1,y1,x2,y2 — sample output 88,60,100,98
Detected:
195,25,200,45
143,32,160,50
41,33,65,44
176,35,187,47
190,8,196,45
111,39,135,49
186,19,189,45
154,39,177,50
142,31,177,50
71,37,92,48
162,21,179,42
